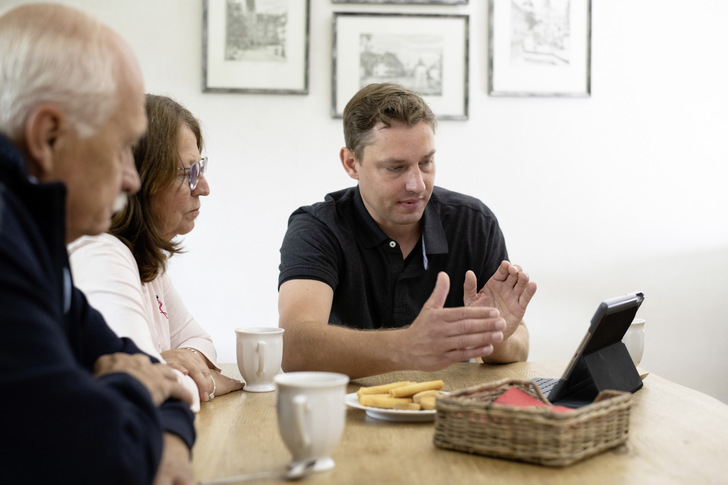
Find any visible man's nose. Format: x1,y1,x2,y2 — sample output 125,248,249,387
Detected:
404,167,425,193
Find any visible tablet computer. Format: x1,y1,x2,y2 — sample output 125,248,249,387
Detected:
535,291,645,408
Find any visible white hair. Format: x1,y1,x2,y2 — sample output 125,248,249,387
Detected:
0,5,119,140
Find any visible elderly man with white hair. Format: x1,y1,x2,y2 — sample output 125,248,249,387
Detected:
0,4,196,484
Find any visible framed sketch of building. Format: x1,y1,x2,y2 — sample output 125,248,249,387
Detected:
332,13,469,119
488,0,591,97
332,0,467,4
203,0,310,94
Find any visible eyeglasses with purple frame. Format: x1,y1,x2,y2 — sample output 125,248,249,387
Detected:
178,156,208,190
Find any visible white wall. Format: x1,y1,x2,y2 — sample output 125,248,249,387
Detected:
3,0,727,403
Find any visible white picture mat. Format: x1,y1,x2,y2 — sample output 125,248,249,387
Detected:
333,14,468,119
204,0,308,92
490,0,590,96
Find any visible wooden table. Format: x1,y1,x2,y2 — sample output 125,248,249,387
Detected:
193,362,728,484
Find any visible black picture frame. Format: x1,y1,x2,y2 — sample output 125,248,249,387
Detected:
488,0,591,97
203,0,310,94
332,12,469,119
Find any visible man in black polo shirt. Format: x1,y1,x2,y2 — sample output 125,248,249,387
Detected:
278,83,537,378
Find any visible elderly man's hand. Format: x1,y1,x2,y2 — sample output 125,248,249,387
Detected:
94,353,194,407
153,433,194,485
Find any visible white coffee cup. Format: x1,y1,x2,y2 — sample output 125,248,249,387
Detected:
622,317,645,366
274,372,349,472
235,327,284,392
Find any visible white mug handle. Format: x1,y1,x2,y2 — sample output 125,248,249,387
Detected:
293,394,311,449
256,340,266,377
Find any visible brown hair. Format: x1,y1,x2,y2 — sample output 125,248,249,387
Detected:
342,82,437,162
110,94,203,283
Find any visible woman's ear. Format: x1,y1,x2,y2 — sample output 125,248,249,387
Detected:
22,103,64,180
339,147,360,180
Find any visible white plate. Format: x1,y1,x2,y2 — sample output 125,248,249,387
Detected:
345,392,438,422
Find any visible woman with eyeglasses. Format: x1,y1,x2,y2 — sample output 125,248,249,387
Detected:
69,94,243,405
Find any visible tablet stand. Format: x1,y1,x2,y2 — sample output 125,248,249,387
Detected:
582,342,643,394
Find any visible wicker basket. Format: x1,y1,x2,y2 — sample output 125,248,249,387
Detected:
433,378,632,467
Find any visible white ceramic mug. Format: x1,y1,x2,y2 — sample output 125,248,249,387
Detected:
235,327,284,392
622,317,645,366
274,372,349,472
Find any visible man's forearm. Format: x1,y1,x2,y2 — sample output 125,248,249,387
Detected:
281,322,404,379
482,321,529,364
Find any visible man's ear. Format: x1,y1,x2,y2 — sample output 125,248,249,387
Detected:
22,103,65,180
340,147,360,180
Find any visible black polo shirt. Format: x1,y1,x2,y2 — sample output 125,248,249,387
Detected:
278,186,509,329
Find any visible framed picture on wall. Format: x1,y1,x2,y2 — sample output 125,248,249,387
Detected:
332,1,467,4
332,13,469,119
203,0,310,94
488,0,591,97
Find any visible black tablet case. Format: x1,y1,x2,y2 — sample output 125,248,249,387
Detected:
548,292,645,408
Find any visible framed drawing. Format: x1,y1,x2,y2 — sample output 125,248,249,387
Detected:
203,0,310,94
488,0,591,97
333,13,469,119
332,1,467,4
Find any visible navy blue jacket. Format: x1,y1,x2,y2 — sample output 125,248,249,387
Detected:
0,134,195,484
